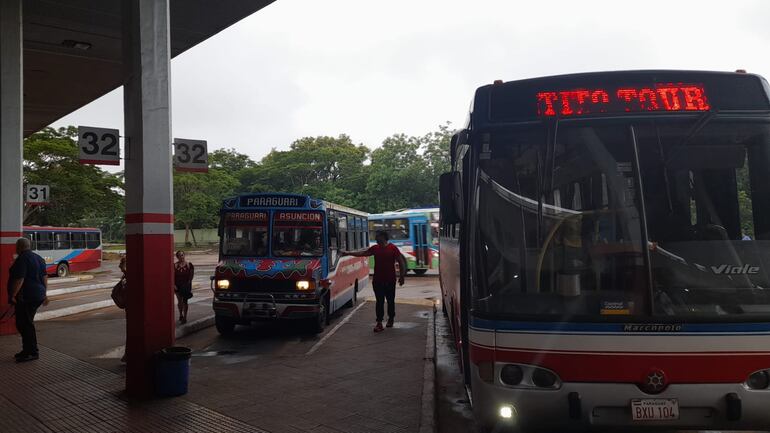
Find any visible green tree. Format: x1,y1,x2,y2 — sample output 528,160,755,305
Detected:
174,169,238,245
23,127,124,239
241,135,369,208
363,123,453,213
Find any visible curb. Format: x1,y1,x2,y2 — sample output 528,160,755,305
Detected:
175,314,215,339
418,303,437,433
48,274,95,285
94,314,216,359
48,281,117,297
37,300,115,321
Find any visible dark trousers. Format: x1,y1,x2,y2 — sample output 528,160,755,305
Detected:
373,281,396,322
15,300,43,354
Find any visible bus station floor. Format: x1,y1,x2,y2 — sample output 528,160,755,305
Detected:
0,300,434,433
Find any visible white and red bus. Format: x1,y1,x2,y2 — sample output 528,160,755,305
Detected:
22,226,102,277
211,193,369,334
439,71,770,431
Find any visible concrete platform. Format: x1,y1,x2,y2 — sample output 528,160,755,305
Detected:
0,300,435,433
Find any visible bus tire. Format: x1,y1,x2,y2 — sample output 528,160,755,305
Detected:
312,295,329,333
413,269,428,276
345,281,358,308
56,262,69,278
215,316,236,335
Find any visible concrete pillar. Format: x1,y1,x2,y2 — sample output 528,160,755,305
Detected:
122,0,175,397
0,0,23,336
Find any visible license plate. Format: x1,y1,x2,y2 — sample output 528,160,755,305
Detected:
631,399,679,421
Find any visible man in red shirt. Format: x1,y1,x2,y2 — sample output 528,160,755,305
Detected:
342,230,406,332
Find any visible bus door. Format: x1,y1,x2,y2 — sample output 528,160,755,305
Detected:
411,218,430,269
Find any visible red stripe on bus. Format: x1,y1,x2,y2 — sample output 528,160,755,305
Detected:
0,231,23,237
470,344,770,383
125,213,174,223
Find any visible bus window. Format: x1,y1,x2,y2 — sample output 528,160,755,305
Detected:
23,232,36,250
328,215,339,267
223,226,268,256
384,218,410,240
36,232,53,250
71,232,86,249
86,232,100,249
55,232,70,250
368,219,383,242
272,211,324,257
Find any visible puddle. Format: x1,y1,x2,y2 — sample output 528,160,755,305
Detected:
194,350,238,357
415,311,431,319
392,321,420,329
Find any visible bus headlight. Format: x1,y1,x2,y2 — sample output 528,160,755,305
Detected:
499,405,516,420
296,280,313,290
215,279,230,290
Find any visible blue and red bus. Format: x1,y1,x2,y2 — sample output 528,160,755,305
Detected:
440,71,770,431
368,208,439,274
22,226,102,277
211,193,370,334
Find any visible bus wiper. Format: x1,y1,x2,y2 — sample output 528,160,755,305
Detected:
678,110,717,148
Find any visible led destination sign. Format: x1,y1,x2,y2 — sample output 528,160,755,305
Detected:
536,83,710,117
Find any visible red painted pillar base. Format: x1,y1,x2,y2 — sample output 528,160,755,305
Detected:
0,240,19,335
125,232,175,398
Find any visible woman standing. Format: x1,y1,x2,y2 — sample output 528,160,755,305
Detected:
174,251,194,324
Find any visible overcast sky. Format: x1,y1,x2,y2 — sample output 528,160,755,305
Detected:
52,0,770,162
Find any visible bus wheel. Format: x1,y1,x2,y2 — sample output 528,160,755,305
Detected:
56,262,69,278
345,281,358,308
215,316,236,335
313,295,328,333
413,269,428,276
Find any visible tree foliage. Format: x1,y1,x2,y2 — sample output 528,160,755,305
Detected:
23,124,454,241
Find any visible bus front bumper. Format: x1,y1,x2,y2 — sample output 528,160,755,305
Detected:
471,371,770,431
213,296,320,322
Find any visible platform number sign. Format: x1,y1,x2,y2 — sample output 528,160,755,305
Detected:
174,138,208,173
26,185,50,205
78,126,120,166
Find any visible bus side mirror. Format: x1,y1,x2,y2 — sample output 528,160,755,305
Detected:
439,172,463,224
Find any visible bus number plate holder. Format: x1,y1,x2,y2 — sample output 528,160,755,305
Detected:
631,399,679,421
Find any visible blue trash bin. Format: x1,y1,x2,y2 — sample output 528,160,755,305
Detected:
155,346,192,397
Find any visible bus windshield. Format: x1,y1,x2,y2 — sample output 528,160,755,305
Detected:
272,211,324,257
222,212,268,257
474,118,770,319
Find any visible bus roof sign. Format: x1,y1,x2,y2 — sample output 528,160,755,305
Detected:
239,195,307,208
482,70,770,124
537,83,710,117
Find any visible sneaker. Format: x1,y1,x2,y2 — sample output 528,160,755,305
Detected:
386,319,394,328
15,353,39,363
373,322,384,333
14,351,26,359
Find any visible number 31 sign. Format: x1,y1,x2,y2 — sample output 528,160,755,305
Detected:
78,126,120,166
173,138,208,173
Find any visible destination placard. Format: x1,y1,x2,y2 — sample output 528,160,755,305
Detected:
225,212,268,223
274,212,323,222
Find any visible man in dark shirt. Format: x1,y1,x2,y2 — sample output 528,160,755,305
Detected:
8,238,48,362
342,230,406,333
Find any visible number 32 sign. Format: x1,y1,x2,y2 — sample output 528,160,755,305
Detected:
78,126,120,166
174,138,208,173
